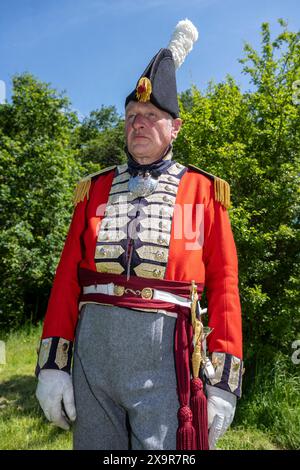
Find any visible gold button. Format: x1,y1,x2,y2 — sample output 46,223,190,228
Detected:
168,176,175,182
141,287,153,299
165,185,172,192
176,163,181,168
159,221,164,229
157,236,166,245
113,285,125,296
163,196,171,203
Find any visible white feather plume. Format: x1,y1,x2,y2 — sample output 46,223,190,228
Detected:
167,19,199,69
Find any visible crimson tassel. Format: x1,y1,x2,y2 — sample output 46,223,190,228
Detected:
190,377,209,449
176,405,197,450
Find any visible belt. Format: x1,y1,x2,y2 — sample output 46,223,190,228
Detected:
82,283,203,309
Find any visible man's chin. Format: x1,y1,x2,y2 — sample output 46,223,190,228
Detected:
128,143,150,157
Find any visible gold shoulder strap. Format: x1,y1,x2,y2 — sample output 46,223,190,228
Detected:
73,165,116,206
188,164,231,209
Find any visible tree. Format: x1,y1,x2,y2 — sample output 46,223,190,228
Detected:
0,74,82,328
72,105,126,173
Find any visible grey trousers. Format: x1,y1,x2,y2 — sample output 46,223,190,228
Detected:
72,304,179,450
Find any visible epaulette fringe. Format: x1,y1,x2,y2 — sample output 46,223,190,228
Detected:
188,164,231,209
73,176,92,206
73,165,116,206
214,177,231,210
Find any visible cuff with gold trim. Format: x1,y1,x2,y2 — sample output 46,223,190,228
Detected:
35,337,73,376
207,352,244,398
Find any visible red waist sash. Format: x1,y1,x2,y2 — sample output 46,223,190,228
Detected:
78,267,203,312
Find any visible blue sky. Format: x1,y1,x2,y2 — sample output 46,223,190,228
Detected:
1,0,299,119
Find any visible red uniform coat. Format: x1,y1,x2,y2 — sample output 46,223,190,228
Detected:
38,164,243,396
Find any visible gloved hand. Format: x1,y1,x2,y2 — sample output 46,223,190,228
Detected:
206,384,237,450
36,369,76,430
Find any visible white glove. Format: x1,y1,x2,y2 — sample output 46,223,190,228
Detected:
206,384,237,449
36,369,76,430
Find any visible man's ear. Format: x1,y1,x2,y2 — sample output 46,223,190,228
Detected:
171,118,182,140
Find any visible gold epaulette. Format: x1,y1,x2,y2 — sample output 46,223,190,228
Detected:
73,165,116,206
188,164,231,209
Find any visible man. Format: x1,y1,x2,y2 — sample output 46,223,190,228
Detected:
36,19,243,450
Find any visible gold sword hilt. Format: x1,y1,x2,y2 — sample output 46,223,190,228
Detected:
190,280,203,378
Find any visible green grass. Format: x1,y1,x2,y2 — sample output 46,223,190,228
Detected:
217,427,280,450
0,325,71,450
233,355,300,450
0,325,296,450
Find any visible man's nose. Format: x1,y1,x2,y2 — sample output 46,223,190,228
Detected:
132,113,146,129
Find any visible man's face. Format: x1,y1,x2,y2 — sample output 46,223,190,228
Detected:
125,101,182,164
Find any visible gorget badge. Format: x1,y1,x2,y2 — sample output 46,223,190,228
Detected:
128,172,159,198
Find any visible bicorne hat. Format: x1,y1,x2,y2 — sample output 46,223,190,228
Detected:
125,19,199,118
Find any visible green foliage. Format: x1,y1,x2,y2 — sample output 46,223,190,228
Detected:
175,20,300,365
0,74,82,329
72,105,126,174
236,353,300,449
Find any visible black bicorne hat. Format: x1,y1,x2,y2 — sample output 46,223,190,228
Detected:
125,19,199,119
125,48,179,118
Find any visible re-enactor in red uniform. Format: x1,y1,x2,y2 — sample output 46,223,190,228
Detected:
36,19,243,450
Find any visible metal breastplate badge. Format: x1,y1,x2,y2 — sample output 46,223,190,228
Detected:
128,171,159,198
